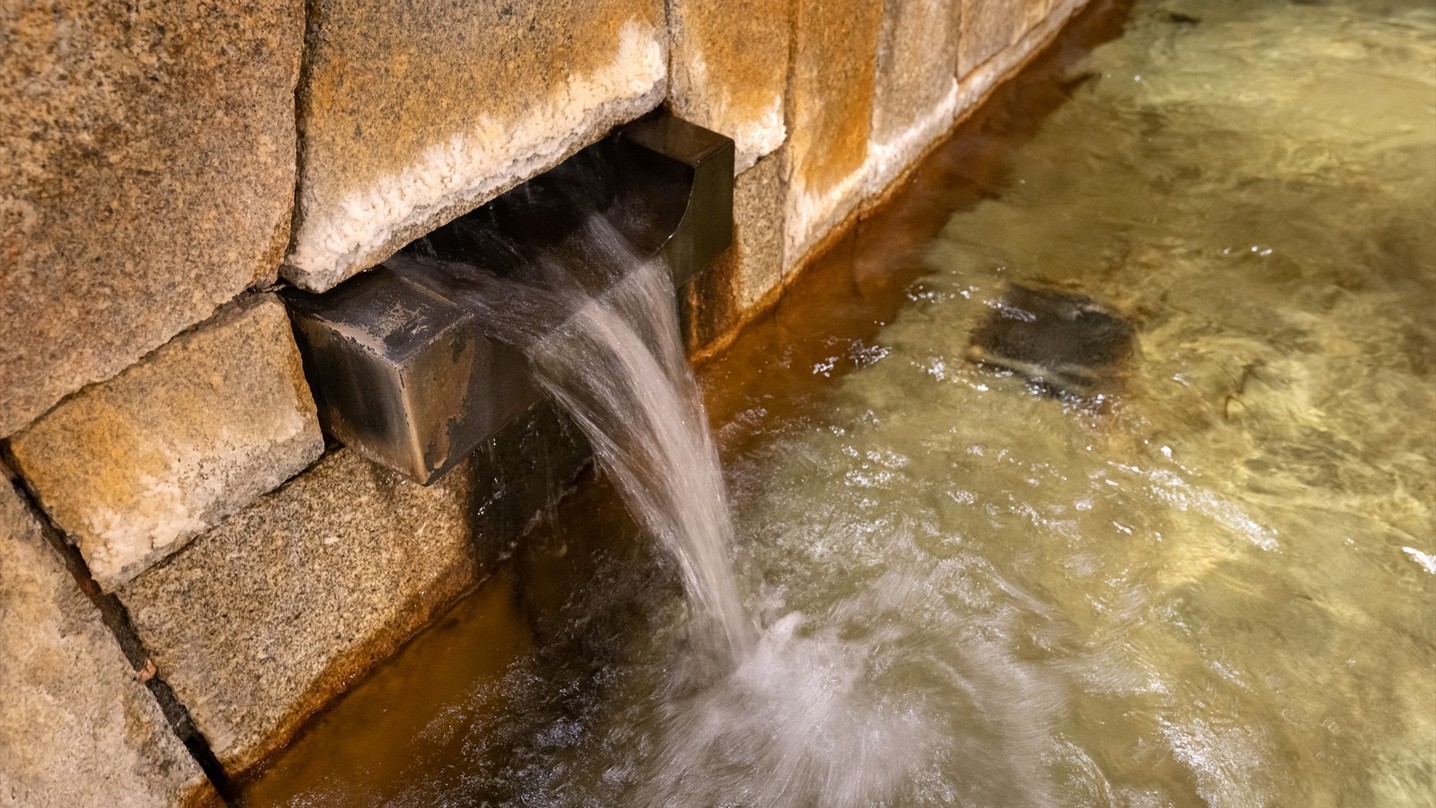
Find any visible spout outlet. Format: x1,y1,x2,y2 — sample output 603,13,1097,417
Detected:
282,114,735,483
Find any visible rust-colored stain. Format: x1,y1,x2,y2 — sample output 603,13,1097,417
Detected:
8,296,321,587
669,0,793,127
787,0,883,194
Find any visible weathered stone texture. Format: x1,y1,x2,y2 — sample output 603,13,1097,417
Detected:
867,0,962,196
119,448,482,771
959,0,1039,77
0,0,304,438
784,0,884,267
685,152,787,352
668,0,792,174
1027,0,1059,37
285,0,667,292
9,295,323,590
954,0,1083,120
0,481,211,807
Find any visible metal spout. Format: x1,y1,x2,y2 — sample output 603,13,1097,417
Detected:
282,114,735,483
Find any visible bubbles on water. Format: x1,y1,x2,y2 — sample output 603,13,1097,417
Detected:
633,552,1098,808
1402,546,1436,575
247,0,1436,802
645,610,939,807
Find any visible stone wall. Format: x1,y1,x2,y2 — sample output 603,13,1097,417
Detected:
1,0,1089,801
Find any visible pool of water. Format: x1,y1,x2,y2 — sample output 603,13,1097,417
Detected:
244,0,1435,804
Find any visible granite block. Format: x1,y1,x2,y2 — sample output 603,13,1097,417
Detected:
0,481,212,807
0,0,303,437
9,295,323,589
118,448,481,771
784,0,884,267
868,0,963,196
284,0,667,292
668,0,793,173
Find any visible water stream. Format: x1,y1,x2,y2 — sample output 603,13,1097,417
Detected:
404,218,758,669
245,0,1435,804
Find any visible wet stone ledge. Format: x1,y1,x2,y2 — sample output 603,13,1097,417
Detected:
115,446,481,771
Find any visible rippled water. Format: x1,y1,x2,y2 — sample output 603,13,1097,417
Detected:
246,0,1435,804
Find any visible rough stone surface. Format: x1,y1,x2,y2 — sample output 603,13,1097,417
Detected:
685,152,787,352
959,0,1039,77
119,448,482,771
967,283,1136,396
784,0,884,268
9,295,323,590
285,0,667,292
0,0,304,438
953,0,1086,125
0,480,211,807
867,0,962,196
1027,0,1059,38
668,0,792,174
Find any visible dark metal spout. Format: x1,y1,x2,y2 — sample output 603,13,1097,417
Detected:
282,114,735,483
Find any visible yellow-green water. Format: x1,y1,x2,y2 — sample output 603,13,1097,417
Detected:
245,0,1435,804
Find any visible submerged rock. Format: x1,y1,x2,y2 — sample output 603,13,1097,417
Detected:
966,283,1136,397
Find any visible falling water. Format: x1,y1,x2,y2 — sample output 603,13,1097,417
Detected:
402,220,950,806
522,253,758,666
409,217,757,668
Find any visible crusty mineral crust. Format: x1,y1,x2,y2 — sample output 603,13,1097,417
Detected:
284,0,667,292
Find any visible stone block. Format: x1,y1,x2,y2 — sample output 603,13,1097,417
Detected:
784,0,885,268
867,0,962,197
954,0,1083,121
0,481,211,807
967,283,1136,397
958,0,1033,77
685,151,787,352
668,0,792,174
284,0,667,292
8,295,323,590
1028,0,1059,36
119,448,482,771
0,0,304,438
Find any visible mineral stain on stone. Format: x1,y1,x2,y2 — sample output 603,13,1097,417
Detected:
966,283,1136,398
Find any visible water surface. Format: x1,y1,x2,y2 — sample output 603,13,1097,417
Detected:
245,0,1436,804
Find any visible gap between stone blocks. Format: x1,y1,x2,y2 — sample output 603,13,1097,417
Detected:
0,450,238,806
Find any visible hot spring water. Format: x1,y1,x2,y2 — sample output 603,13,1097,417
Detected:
399,217,936,804
246,0,1436,804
